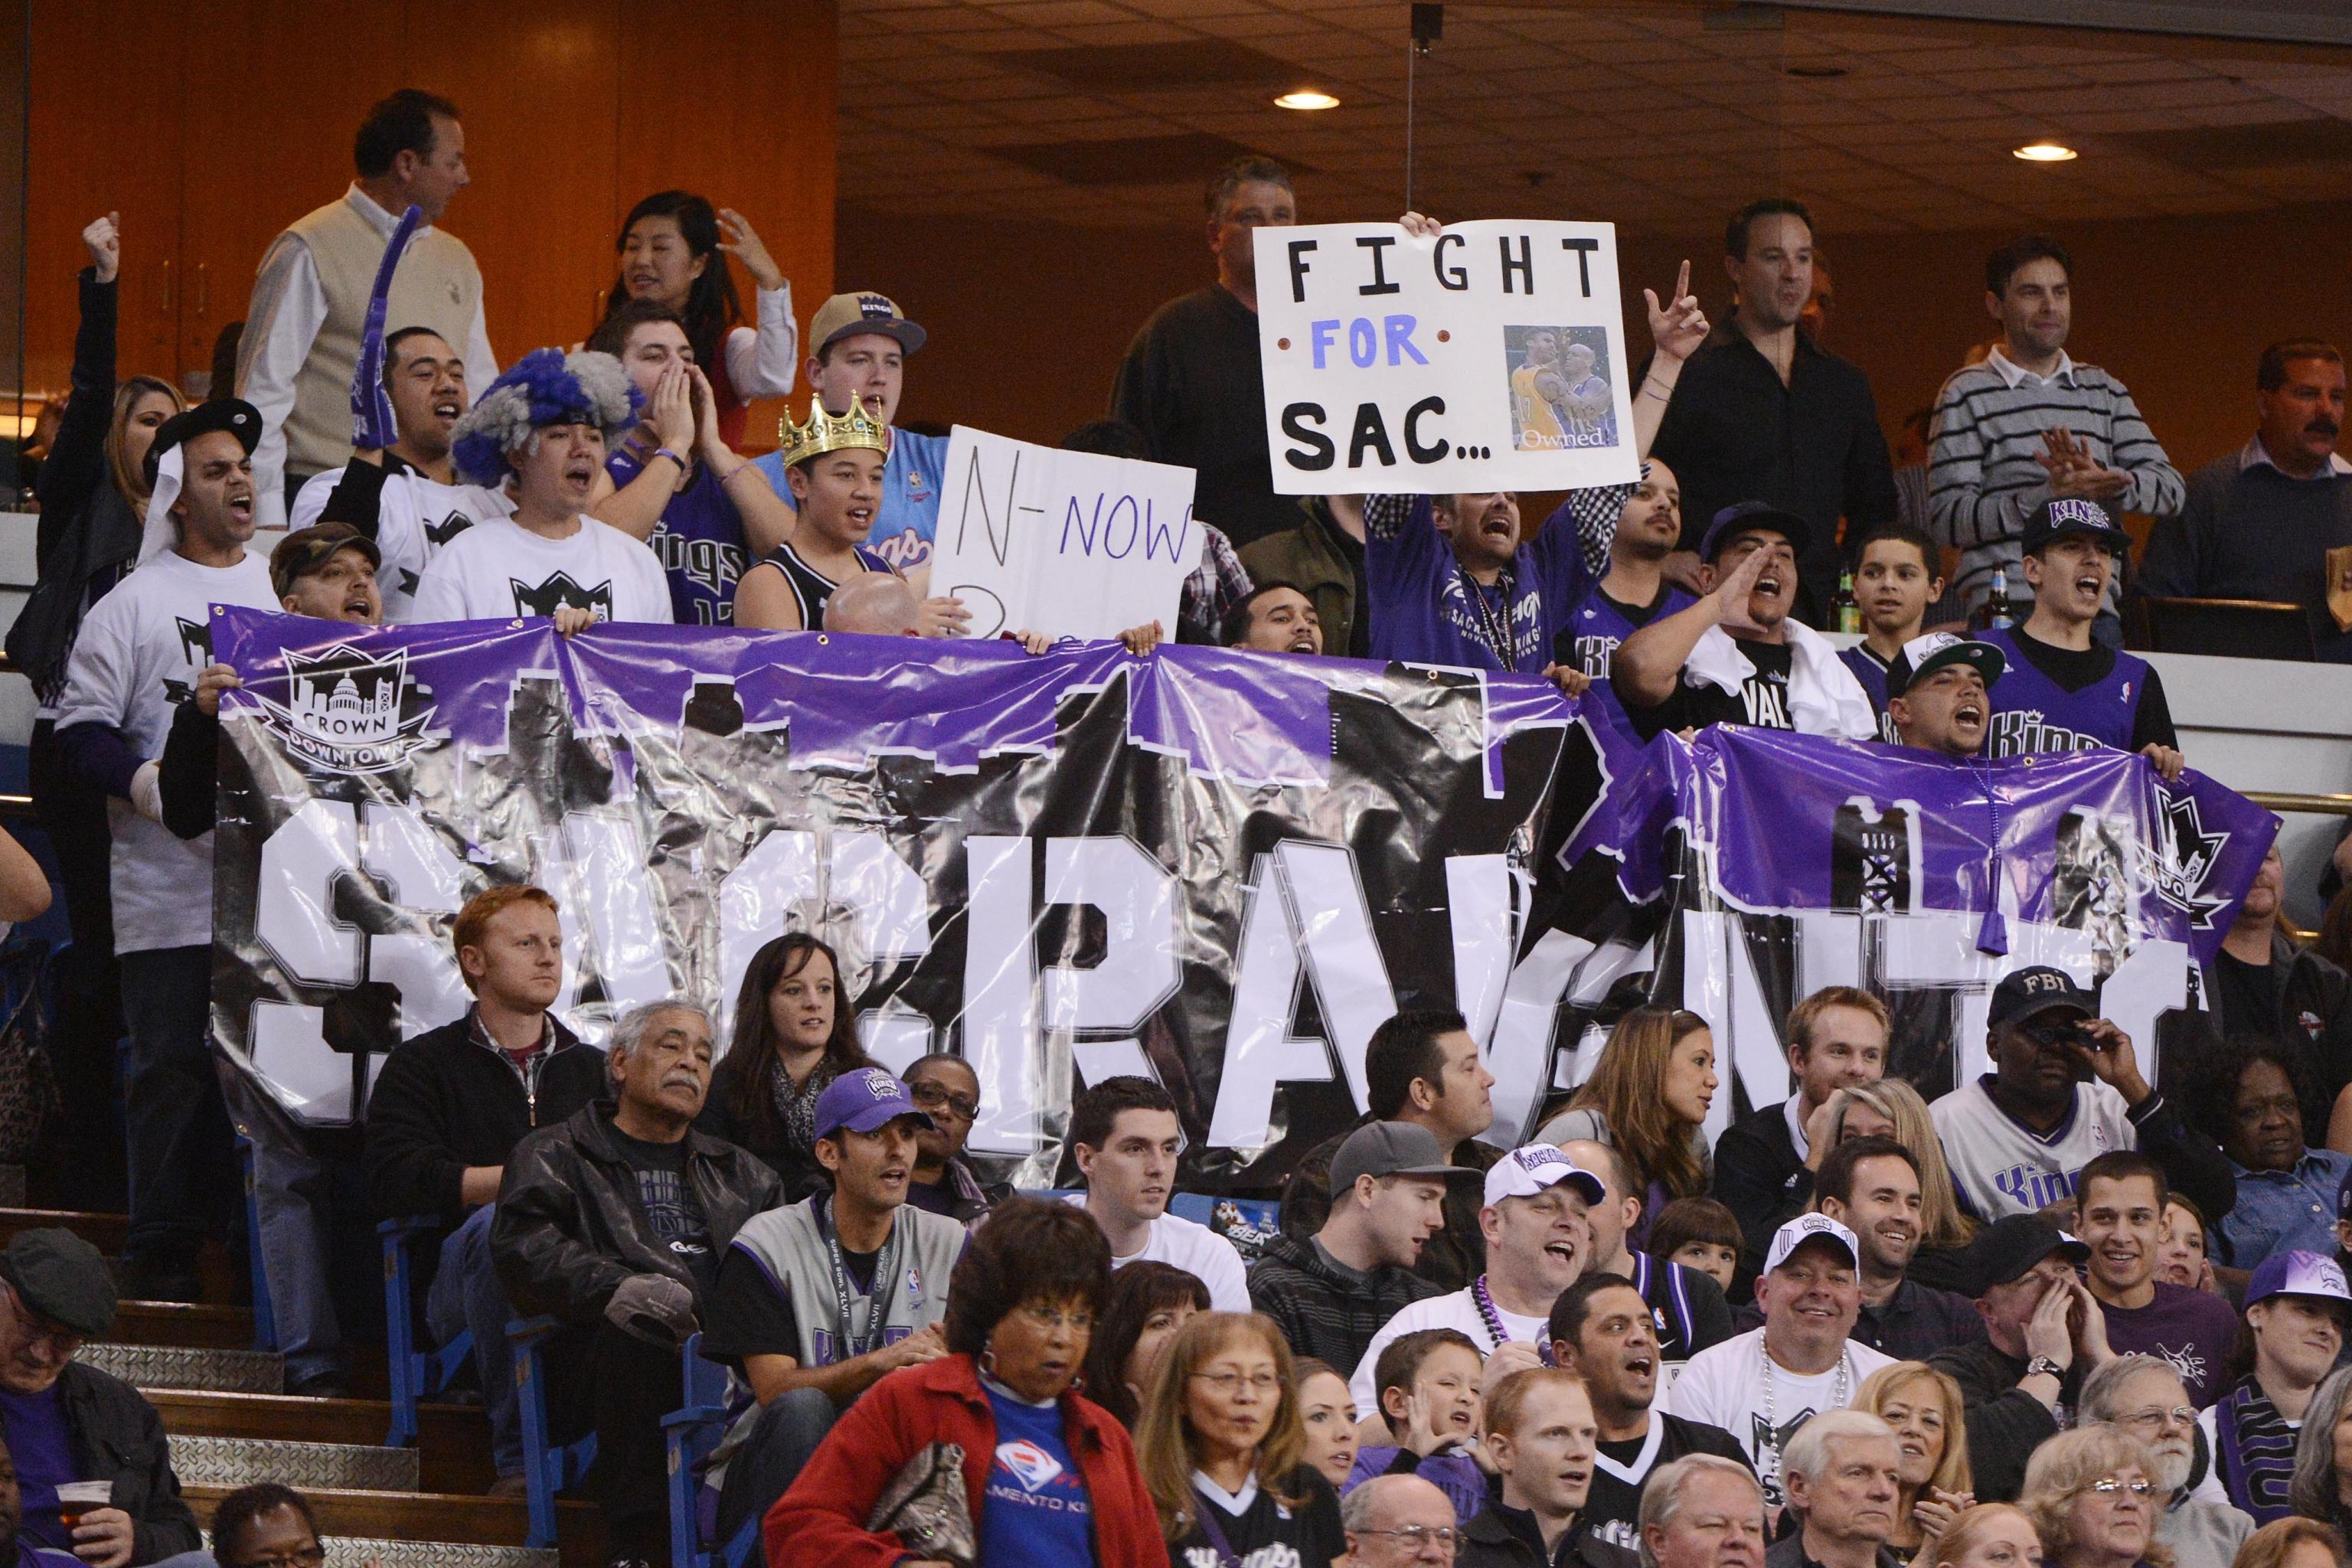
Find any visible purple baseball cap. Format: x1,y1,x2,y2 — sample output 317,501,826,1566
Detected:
2246,1250,2351,1308
813,1067,935,1140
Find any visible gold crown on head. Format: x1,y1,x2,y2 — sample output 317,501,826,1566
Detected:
778,397,888,467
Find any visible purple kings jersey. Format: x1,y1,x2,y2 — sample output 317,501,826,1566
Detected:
1977,626,2150,757
607,448,751,626
1562,583,1697,681
1840,645,1900,745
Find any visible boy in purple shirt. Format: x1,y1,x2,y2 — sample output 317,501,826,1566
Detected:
2076,1150,2241,1407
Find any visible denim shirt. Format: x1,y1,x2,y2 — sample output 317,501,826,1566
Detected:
2217,1147,2352,1266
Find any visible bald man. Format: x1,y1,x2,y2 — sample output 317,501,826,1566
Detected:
1341,1473,1459,1566
821,573,923,637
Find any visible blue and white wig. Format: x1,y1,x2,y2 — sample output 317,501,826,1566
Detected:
450,348,641,486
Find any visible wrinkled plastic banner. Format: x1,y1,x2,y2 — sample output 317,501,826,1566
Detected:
205,609,1623,1187
1602,726,2275,1145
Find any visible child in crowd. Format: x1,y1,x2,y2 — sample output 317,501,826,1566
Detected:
1648,1197,1743,1298
1347,1328,1488,1523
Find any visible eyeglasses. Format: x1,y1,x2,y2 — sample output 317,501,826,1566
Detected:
1016,1304,1094,1334
2087,1478,2154,1497
1191,1370,1283,1395
2116,1406,2196,1432
908,1081,979,1119
1356,1524,1461,1556
234,1549,326,1568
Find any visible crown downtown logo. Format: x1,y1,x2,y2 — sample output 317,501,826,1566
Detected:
254,645,436,775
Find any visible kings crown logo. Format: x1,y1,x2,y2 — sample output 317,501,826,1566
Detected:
2140,791,2233,930
253,645,436,776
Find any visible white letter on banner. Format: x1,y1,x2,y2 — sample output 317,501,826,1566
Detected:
1483,929,1595,1145
2096,939,2187,1094
247,1000,355,1122
1677,910,1772,1147
714,830,821,1047
258,799,361,985
1446,856,1514,1049
360,802,471,1040
963,836,1043,1155
1207,853,1331,1150
560,812,672,1018
1044,837,1178,1089
1276,840,1397,1111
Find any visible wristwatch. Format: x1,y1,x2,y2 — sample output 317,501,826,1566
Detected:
2026,1355,2066,1380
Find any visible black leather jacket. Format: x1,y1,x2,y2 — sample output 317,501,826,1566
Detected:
490,1101,782,1326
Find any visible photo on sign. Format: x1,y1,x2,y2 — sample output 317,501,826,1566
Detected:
1505,325,1618,452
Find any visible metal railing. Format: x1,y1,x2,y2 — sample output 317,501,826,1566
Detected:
2249,791,2352,818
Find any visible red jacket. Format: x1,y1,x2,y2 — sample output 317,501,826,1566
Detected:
766,1352,1171,1568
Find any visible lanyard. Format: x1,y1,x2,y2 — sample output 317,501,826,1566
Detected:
1461,567,1519,665
819,1197,903,1361
1191,1497,1245,1568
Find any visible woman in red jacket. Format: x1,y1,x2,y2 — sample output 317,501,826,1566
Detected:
766,1196,1169,1568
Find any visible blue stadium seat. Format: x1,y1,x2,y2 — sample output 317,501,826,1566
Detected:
510,1315,596,1550
663,1331,760,1568
235,1136,278,1354
378,1215,472,1447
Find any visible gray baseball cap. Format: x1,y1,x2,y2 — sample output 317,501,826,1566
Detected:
1329,1122,1470,1193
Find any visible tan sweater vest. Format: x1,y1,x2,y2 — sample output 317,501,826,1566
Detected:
280,196,482,477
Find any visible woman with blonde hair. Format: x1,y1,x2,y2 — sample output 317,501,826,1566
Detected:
1860,1361,1976,1555
1135,1311,1342,1566
2020,1425,2173,1568
2288,1365,2352,1538
1929,1501,2047,1568
2230,1517,2345,1568
1538,1007,1716,1241
1831,1077,1980,1252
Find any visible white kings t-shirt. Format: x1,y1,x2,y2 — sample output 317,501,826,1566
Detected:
1349,1289,1549,1413
51,547,280,953
293,466,515,621
1061,1197,1250,1315
407,514,672,626
1929,1076,2138,1220
1659,1326,1897,1508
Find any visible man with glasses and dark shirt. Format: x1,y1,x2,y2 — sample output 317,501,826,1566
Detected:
899,1052,1008,1223
1978,499,2184,779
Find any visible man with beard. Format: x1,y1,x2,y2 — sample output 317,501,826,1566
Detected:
1554,459,1697,694
1614,503,1878,741
1663,1217,1897,1509
2140,341,2352,660
1458,1368,1640,1568
1222,581,1325,655
1811,1138,1982,1361
1978,499,2184,777
2197,1251,2350,1523
1766,1411,1906,1568
1349,1146,1606,1413
1928,967,2237,1227
2079,1354,2253,1568
1549,1273,1749,1551
2199,848,2352,1146
2074,1153,2242,1409
53,400,280,1301
1560,1141,1733,1363
1928,1214,2105,1502
1363,486,1600,681
1883,634,2002,759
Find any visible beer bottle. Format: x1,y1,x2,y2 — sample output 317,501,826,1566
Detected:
1832,569,1861,635
1984,567,2016,630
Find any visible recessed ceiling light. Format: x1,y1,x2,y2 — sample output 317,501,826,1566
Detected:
1275,90,1340,111
2014,141,2078,162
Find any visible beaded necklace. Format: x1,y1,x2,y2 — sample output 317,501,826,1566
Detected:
1471,1275,1557,1367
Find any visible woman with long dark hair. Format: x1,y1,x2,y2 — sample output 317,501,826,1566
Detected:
1081,1262,1210,1429
699,932,874,1199
18,212,183,1210
593,191,796,448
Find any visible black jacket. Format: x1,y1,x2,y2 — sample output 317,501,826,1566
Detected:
362,1011,606,1222
1712,1099,1809,1294
1928,1338,2075,1502
1282,1121,1500,1293
1764,1537,1906,1568
1457,1503,1642,1568
2200,932,2352,1138
54,1359,201,1563
492,1102,782,1324
1247,1233,1440,1374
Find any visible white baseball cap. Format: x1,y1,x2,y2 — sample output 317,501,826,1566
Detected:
1484,1144,1607,1208
1765,1214,1860,1274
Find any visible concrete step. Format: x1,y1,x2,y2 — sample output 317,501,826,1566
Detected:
83,1341,282,1393
149,1390,494,1495
166,1434,420,1493
185,1485,603,1567
324,1542,555,1568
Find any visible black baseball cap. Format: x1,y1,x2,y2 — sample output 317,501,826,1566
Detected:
142,399,262,488
0,1228,116,1338
1885,632,2006,700
1958,1214,2089,1298
1699,501,1811,563
2021,498,2131,557
270,522,382,602
1988,965,2095,1030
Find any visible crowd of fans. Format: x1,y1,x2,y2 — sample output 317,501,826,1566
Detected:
8,82,2352,1568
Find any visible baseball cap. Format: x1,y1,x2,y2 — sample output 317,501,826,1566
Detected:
1884,632,2006,701
2247,1250,2352,1308
270,521,383,602
1764,1214,1860,1275
1698,501,1811,564
1988,965,2095,1030
1483,1143,1607,1208
1955,1214,2089,1297
2021,497,2132,557
0,1228,116,1338
1330,1122,1472,1194
812,1067,935,1141
809,292,927,358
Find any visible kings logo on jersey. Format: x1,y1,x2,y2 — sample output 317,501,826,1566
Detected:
252,644,435,775
2142,790,2233,931
510,573,614,620
163,617,216,705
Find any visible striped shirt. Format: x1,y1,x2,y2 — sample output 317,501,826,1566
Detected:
1926,348,2184,612
2202,1375,2298,1524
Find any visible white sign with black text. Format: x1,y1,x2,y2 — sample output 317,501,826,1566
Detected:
1255,219,1641,495
929,426,1196,641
